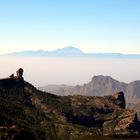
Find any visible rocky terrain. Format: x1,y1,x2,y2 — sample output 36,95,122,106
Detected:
39,75,140,104
0,69,140,139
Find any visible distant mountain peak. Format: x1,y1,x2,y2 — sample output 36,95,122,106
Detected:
55,46,84,54
64,46,79,50
92,75,113,80
9,46,84,57
91,75,115,83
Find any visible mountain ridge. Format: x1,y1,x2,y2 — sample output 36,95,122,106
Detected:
1,69,140,139
7,46,140,58
39,75,140,103
0,68,140,140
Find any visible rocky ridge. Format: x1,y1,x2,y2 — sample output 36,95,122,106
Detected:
0,69,140,139
39,76,140,104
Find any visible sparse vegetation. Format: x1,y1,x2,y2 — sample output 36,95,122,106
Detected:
0,80,140,140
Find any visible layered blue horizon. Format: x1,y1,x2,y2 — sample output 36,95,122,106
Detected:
7,46,140,59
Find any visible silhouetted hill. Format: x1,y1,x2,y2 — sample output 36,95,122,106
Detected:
9,46,85,57
8,46,140,58
1,70,140,139
39,75,126,96
39,76,140,104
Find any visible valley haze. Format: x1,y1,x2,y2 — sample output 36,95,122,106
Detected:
1,47,140,87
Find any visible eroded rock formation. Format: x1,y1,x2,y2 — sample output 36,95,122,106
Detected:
0,68,25,88
113,91,125,109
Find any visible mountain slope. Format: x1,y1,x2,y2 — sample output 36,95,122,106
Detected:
1,70,140,139
1,82,140,139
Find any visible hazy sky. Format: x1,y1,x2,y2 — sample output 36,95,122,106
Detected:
0,0,140,54
0,56,140,86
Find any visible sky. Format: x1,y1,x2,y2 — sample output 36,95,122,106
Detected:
0,0,140,54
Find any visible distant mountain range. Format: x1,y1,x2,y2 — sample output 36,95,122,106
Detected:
38,75,140,104
9,46,140,58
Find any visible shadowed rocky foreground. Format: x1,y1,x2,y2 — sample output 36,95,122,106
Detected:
0,69,140,140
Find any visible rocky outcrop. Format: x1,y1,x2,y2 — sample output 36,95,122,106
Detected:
0,68,25,88
113,92,125,109
59,92,140,136
15,68,24,81
15,68,25,87
103,110,140,136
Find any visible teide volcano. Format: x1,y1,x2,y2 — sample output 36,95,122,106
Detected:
8,46,140,58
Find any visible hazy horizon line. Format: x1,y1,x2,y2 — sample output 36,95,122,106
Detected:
2,46,140,55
